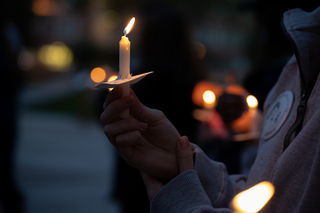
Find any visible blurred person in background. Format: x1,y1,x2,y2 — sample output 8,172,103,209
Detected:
0,0,32,212
111,2,208,213
200,92,248,175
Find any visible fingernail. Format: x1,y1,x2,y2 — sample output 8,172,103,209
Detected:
139,122,148,130
179,136,190,149
124,95,134,104
141,137,147,146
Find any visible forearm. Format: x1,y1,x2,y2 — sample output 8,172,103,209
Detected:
150,145,247,212
151,170,233,213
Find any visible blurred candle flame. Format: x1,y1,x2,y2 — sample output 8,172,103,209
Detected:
123,17,135,35
192,81,222,108
203,90,216,105
231,181,274,213
247,95,258,108
38,41,73,71
107,75,118,91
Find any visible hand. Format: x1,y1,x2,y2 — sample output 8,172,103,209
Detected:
100,86,181,181
141,136,194,201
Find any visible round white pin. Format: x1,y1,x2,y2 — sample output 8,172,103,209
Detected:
261,90,294,140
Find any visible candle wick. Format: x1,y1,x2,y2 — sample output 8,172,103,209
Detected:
123,29,127,36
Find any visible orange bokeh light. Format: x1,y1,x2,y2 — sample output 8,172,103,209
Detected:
107,75,118,91
231,181,274,213
192,81,222,108
107,75,118,82
225,84,248,96
32,0,52,16
91,67,106,83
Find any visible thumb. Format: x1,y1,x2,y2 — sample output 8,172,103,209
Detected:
128,89,161,122
177,136,194,173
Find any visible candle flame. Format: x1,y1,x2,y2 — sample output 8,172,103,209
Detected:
124,17,135,35
203,90,216,105
231,181,274,213
247,95,258,108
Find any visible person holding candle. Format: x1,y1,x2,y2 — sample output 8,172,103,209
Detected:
0,2,29,212
101,5,320,213
111,4,208,213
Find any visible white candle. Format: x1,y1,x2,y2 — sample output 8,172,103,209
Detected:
119,17,135,118
119,35,131,96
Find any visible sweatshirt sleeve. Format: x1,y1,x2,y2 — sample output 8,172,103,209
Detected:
150,145,247,213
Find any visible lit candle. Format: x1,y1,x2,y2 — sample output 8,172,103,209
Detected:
119,17,135,118
247,95,261,133
203,90,216,109
95,17,153,96
246,95,258,113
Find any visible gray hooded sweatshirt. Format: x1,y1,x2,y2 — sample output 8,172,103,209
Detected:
150,6,320,213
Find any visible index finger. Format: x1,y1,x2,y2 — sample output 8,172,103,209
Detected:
100,94,134,125
103,86,122,110
177,136,194,173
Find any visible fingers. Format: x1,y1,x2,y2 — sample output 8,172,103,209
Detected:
177,136,194,173
141,172,164,202
103,117,148,153
117,130,147,148
100,94,135,125
103,86,122,110
101,87,151,160
102,88,166,126
101,86,135,125
104,118,148,140
129,89,166,123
